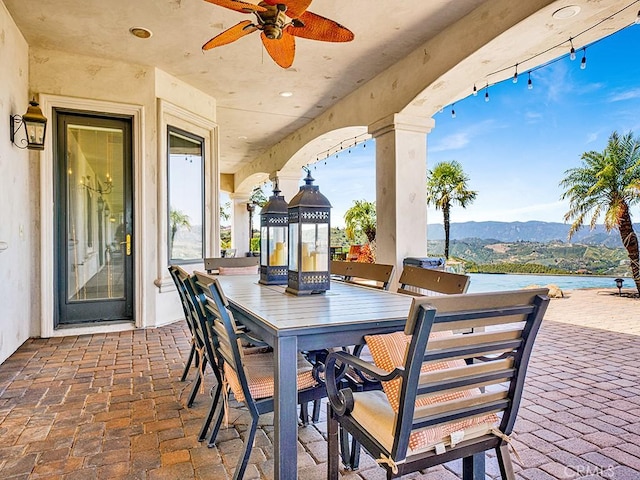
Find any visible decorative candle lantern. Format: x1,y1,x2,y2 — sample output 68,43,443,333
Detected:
286,170,331,295
259,183,289,285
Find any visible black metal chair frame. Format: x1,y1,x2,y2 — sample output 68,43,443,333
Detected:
326,289,549,480
168,265,199,383
193,275,330,480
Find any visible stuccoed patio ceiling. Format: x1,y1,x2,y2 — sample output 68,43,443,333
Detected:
4,0,636,189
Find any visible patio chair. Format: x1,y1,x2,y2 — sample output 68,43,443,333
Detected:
397,265,470,296
298,261,396,425
170,265,220,412
168,265,200,382
331,260,395,290
339,263,469,468
204,256,259,275
325,288,549,480
192,275,329,480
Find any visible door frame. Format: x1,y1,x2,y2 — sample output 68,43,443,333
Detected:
54,111,134,326
39,95,145,337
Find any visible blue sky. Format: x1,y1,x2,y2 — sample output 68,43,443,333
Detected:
300,23,640,228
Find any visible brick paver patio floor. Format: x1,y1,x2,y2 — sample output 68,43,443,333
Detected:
0,288,639,479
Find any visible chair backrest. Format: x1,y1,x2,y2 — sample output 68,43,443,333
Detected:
383,288,549,461
204,256,260,274
193,273,254,406
168,265,196,332
330,260,395,290
169,266,219,374
397,265,470,296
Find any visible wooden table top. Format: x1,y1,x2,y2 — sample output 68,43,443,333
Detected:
215,274,414,334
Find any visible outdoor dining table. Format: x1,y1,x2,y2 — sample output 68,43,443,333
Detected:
215,274,414,479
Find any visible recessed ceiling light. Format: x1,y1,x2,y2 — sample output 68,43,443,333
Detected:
279,91,293,97
129,27,153,39
552,5,581,19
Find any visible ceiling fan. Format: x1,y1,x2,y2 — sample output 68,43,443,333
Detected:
202,0,354,68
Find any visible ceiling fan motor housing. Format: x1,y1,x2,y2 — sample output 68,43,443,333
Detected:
263,24,283,39
257,2,288,39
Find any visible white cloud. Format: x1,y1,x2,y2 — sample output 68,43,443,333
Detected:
430,119,498,153
430,132,470,152
585,132,599,144
608,88,640,102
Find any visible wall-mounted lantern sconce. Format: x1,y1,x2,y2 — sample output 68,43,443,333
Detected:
10,98,47,150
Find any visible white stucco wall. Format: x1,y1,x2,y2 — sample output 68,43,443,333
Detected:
29,48,218,333
0,3,33,364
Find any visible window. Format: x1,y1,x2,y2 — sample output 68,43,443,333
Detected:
168,127,204,263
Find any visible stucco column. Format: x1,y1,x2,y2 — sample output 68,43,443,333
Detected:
269,170,301,204
230,193,252,256
369,113,435,289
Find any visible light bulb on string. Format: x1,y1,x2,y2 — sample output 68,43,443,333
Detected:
527,72,533,90
569,38,576,60
580,48,587,69
512,64,518,84
635,9,640,25
484,83,490,102
451,104,456,119
473,84,478,96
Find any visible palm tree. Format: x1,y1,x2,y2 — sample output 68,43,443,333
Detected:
560,131,640,295
169,208,191,257
344,200,376,244
426,160,477,260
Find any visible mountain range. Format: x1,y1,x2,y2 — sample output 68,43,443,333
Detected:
427,221,639,248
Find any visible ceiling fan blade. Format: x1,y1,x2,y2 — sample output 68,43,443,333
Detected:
202,0,266,13
262,0,311,18
203,20,258,50
261,30,295,68
289,11,354,42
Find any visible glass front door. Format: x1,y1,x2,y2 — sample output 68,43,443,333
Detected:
55,112,134,325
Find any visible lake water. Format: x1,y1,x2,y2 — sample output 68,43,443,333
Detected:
466,273,624,293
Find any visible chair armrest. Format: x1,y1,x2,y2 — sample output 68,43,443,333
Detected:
325,349,402,415
236,330,269,348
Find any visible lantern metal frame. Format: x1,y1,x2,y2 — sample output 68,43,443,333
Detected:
615,277,624,296
286,170,331,295
10,99,47,150
259,184,289,285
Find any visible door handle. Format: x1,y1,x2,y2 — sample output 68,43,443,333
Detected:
120,234,132,256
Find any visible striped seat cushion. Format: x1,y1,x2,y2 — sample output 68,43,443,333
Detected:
224,351,318,403
364,331,498,452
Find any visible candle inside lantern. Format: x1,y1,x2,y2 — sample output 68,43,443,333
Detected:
272,241,285,266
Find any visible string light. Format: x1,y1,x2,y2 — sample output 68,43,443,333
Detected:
479,1,637,92
512,63,518,83
451,104,456,118
485,83,490,102
569,37,576,60
580,47,587,69
473,84,478,96
527,72,533,90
